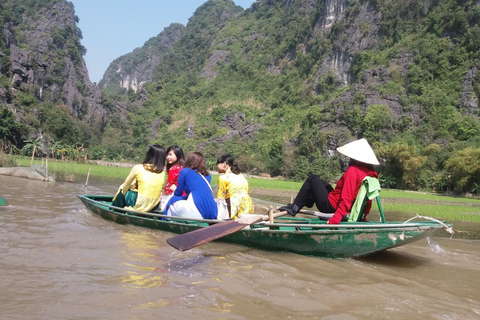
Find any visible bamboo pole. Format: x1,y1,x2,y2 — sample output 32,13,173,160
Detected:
31,145,36,166
85,167,91,187
45,158,48,181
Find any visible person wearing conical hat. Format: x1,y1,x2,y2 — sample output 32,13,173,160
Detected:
279,138,379,224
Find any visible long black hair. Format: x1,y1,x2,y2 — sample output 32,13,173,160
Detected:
166,145,185,171
142,144,166,173
217,154,241,174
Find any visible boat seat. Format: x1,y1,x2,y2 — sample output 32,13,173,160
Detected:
348,176,385,222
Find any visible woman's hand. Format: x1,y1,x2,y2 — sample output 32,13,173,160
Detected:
170,184,177,191
327,215,342,224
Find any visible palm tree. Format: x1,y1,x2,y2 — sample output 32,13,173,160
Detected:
472,182,480,194
8,144,19,155
57,146,69,161
379,173,396,189
22,137,44,165
23,137,44,155
50,140,64,159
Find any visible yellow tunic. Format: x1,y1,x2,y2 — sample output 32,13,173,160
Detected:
217,168,254,219
119,164,166,212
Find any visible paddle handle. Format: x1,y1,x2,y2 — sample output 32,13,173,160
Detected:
261,210,287,221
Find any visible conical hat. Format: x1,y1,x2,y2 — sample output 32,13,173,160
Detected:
337,138,379,165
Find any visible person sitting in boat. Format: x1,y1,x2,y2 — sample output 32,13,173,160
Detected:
217,155,254,219
164,152,218,219
114,144,167,212
163,145,185,195
159,145,185,210
279,138,379,224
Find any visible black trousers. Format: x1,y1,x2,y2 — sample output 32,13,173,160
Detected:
294,175,336,213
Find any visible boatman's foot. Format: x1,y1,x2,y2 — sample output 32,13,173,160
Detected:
279,203,300,216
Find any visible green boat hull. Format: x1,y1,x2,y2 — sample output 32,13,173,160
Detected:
0,196,8,206
78,195,448,259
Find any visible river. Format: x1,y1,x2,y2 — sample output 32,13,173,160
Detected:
0,175,479,319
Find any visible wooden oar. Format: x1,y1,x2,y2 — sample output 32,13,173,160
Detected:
167,209,288,251
0,197,9,206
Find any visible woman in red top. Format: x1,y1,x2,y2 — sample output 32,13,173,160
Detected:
280,138,379,224
163,145,185,195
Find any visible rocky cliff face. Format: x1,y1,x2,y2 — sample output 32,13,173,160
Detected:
0,0,105,128
311,0,478,126
314,0,382,86
99,23,185,92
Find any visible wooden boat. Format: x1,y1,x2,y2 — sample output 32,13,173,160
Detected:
78,195,451,259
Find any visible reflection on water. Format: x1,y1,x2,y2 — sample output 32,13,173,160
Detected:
1,174,479,319
120,232,168,289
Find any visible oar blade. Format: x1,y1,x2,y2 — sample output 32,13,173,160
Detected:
166,211,287,251
167,220,246,251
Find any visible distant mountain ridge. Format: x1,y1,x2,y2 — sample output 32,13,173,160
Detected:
99,23,185,92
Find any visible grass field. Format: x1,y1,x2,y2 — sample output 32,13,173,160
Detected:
7,156,480,222
15,157,130,180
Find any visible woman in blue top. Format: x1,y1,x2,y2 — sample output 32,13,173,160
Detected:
165,152,218,219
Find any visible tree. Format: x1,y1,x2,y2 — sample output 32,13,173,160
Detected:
445,147,480,193
266,139,284,176
21,137,43,157
379,173,396,189
363,104,395,141
377,142,426,189
0,106,25,147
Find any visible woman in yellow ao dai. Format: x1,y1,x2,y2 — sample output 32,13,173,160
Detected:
118,144,166,212
216,155,254,219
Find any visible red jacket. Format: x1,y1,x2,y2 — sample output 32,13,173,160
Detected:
163,164,183,195
327,163,378,224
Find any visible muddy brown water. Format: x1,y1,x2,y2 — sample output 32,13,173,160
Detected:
1,175,479,320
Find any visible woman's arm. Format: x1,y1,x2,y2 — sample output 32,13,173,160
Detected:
168,165,182,190
173,169,187,196
217,175,227,199
119,165,141,195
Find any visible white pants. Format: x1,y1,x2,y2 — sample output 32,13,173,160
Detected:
167,194,203,219
159,195,172,211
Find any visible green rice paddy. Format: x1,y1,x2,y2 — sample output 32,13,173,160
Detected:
15,157,130,180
